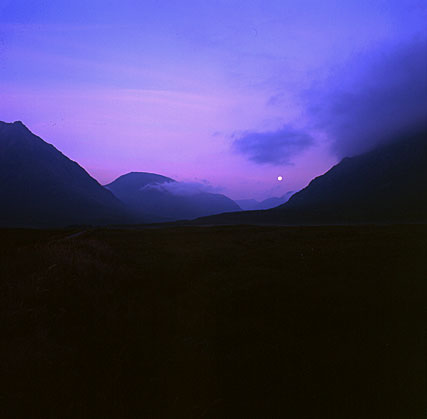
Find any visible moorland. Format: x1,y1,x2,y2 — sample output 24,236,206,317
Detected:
1,224,426,418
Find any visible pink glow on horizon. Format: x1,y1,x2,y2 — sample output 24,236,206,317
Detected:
0,84,336,200
2,1,416,201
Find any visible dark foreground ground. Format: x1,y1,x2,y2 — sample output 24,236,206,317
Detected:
0,225,426,418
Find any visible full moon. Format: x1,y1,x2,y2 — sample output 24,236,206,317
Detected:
277,176,283,181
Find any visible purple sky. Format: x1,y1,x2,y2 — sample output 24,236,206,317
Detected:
0,0,426,200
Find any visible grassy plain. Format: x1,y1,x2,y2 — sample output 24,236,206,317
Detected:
1,225,426,418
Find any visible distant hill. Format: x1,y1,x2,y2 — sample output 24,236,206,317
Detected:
0,121,128,227
106,172,241,222
235,199,260,211
193,131,427,225
4,120,425,227
237,191,295,211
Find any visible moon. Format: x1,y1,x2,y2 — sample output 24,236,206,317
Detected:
277,176,283,181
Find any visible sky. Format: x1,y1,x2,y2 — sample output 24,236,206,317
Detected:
0,0,426,200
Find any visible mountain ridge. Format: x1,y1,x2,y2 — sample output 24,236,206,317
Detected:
236,191,294,211
2,120,426,227
0,121,129,227
192,130,427,225
106,172,241,222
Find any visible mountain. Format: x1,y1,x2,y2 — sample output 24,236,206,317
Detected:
4,120,425,227
263,192,296,210
193,130,427,225
106,172,241,222
237,192,295,211
259,191,295,210
235,199,260,211
278,130,427,223
0,121,128,227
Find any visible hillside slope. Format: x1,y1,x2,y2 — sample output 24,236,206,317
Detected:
106,172,241,222
0,121,128,227
193,131,427,225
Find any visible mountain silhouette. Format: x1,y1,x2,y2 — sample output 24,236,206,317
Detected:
3,120,425,227
106,172,241,222
237,191,295,211
193,130,427,225
0,121,128,227
235,199,259,211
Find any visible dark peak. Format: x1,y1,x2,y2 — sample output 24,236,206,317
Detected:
105,171,176,190
13,121,31,132
114,172,175,183
0,120,29,133
127,171,173,178
0,122,32,146
0,120,26,127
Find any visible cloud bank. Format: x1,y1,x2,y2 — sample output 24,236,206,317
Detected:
141,181,221,196
306,39,427,157
234,38,427,164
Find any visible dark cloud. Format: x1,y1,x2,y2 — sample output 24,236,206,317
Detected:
239,38,427,165
306,39,427,157
232,125,314,165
